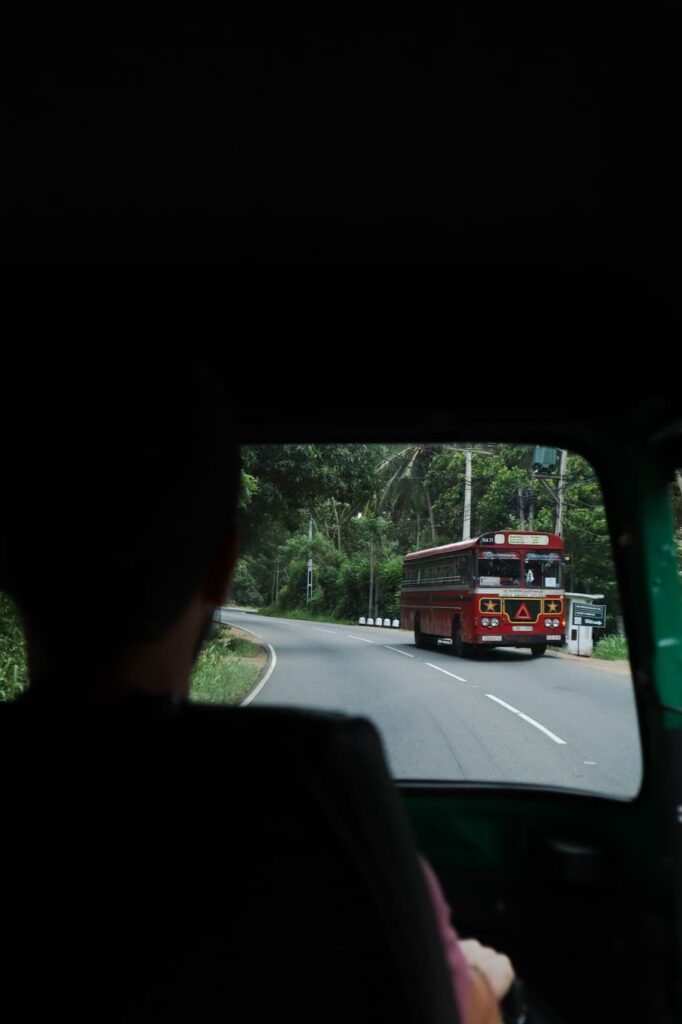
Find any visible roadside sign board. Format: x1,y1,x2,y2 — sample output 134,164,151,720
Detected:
572,603,606,627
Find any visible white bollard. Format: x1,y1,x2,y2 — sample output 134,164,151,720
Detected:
367,618,374,626
392,619,400,628
383,618,391,627
359,617,366,625
375,617,383,626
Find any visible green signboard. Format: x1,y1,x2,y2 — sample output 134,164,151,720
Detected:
571,603,606,627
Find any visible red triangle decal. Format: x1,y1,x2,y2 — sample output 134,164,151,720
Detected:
516,603,531,620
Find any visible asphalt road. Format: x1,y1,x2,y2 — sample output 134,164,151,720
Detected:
218,609,642,799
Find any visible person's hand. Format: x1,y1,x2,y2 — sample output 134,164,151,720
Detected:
458,939,515,1001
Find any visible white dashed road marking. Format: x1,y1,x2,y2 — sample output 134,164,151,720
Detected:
485,694,567,744
425,663,468,683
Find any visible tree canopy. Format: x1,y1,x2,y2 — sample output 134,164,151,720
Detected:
233,442,623,630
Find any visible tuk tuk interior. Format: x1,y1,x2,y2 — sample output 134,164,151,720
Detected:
2,21,681,1024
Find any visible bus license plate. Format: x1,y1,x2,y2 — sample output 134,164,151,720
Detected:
481,635,502,642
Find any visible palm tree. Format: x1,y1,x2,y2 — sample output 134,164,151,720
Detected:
377,444,440,546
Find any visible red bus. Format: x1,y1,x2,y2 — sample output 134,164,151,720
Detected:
400,530,567,657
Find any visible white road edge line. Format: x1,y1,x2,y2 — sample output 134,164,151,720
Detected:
384,646,415,658
219,618,263,641
346,634,375,643
426,663,467,682
241,645,278,707
485,694,567,745
311,627,338,634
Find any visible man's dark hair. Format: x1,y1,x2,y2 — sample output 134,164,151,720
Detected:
0,357,241,669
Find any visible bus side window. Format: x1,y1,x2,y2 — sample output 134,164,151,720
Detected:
461,554,470,585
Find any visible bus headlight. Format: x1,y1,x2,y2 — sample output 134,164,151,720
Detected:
482,617,490,627
552,618,560,628
544,619,552,628
490,618,499,627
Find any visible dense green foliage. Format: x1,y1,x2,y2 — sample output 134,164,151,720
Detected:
0,595,27,700
233,443,623,630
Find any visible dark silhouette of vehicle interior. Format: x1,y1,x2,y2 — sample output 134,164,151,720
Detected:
1,23,680,1024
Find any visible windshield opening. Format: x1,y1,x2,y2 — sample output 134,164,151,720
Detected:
524,552,562,588
477,551,520,587
3,438,641,802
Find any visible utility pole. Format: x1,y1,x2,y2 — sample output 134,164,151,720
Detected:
387,443,496,546
555,448,568,537
532,446,568,537
331,498,342,551
368,535,374,618
463,446,472,541
272,559,281,604
448,444,496,541
518,485,526,530
306,515,313,604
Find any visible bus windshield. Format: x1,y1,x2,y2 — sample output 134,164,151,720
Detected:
524,551,562,588
477,551,520,587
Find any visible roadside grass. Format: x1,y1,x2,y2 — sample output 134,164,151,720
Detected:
190,625,264,705
593,633,629,660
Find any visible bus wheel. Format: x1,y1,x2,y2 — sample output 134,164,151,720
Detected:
530,644,547,658
452,621,468,658
414,616,426,649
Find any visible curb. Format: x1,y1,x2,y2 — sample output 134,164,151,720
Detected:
547,649,631,674
244,639,273,694
239,640,277,706
213,616,276,706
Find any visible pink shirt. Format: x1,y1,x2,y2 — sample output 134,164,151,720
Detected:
419,856,470,1017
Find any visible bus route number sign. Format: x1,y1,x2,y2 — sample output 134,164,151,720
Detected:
572,603,606,627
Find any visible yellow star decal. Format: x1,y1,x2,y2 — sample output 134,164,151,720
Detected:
547,601,559,612
483,601,497,612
